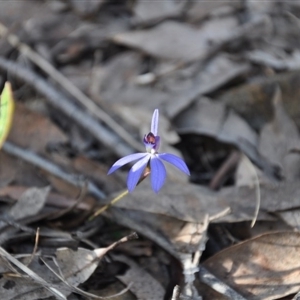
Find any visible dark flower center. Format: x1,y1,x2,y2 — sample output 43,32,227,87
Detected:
144,132,156,144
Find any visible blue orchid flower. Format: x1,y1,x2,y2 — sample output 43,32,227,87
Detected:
108,109,190,193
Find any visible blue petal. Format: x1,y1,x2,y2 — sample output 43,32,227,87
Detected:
107,153,148,175
150,156,167,193
158,153,190,175
151,109,159,136
127,154,151,192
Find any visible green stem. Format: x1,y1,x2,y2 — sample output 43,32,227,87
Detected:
91,189,129,219
90,168,150,219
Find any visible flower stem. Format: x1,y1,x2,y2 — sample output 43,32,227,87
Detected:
90,168,151,219
91,189,129,219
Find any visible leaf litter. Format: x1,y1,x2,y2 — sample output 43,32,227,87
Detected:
0,1,300,299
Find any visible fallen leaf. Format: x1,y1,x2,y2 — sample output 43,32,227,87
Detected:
165,54,250,118
112,19,238,62
114,254,166,300
0,242,129,299
219,71,300,130
259,88,300,180
174,97,280,180
203,231,300,300
133,0,185,24
68,0,105,17
277,209,300,229
8,103,68,155
186,0,240,22
109,180,273,223
247,49,300,71
9,186,50,220
92,52,170,110
0,185,92,211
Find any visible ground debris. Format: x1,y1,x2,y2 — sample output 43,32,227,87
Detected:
0,1,300,299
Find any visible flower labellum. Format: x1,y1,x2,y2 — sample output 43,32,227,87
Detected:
108,109,190,193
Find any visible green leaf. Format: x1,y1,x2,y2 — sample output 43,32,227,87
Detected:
0,82,14,149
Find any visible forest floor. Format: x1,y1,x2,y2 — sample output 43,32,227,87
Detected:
1,1,300,299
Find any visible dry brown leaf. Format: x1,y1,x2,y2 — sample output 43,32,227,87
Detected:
0,244,126,299
0,185,92,211
247,49,300,71
8,103,68,155
203,231,300,300
259,88,300,180
8,186,50,220
174,97,226,136
174,97,257,147
133,0,185,24
68,0,105,17
109,180,273,223
0,248,99,299
246,0,277,15
92,52,170,110
277,209,300,229
174,97,279,179
109,177,300,224
186,0,240,22
112,19,238,62
114,254,165,300
72,155,126,194
0,151,50,188
220,71,300,130
165,54,250,118
0,0,48,26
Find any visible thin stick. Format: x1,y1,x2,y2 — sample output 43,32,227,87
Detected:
2,141,106,199
199,267,247,300
91,189,129,219
209,207,231,222
26,227,40,267
0,22,143,153
0,57,134,158
171,285,181,300
209,150,241,190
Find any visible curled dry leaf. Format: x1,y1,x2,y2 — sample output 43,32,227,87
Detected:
203,231,300,300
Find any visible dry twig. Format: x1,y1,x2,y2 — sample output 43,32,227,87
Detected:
0,22,144,153
199,267,247,300
2,141,106,199
0,57,134,158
